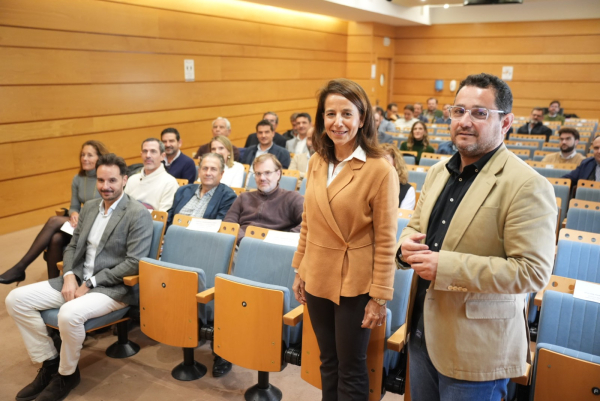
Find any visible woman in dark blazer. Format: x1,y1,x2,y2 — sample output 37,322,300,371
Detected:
292,79,399,400
167,153,237,227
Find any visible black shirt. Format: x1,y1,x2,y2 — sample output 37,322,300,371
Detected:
409,144,501,343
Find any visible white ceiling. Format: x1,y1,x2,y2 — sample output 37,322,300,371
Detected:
242,0,600,26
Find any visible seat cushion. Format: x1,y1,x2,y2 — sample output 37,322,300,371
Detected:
41,307,130,332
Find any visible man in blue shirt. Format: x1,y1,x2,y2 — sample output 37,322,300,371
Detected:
161,128,197,184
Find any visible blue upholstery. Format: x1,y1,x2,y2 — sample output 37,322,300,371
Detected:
554,240,600,282
246,173,298,192
383,269,414,375
227,236,300,346
41,217,166,331
533,155,546,161
533,167,573,179
512,153,530,161
40,307,130,332
551,184,570,224
576,187,600,203
397,218,409,241
299,178,307,196
419,158,440,167
402,155,416,165
532,292,600,397
161,225,236,323
408,171,427,192
566,208,600,234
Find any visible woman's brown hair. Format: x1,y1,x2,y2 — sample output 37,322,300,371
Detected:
312,79,383,163
381,143,409,185
79,140,109,176
406,121,430,150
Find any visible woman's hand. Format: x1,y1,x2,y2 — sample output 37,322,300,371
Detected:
292,274,306,305
361,299,386,329
69,212,79,228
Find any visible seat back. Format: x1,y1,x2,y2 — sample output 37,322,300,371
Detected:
554,240,600,282
408,171,427,192
299,177,307,196
552,184,570,224
149,211,167,259
418,157,440,167
566,200,600,234
575,187,600,203
532,167,573,179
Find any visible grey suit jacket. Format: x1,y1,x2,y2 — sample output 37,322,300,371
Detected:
49,194,153,305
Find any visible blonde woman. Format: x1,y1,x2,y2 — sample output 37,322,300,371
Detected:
210,136,245,187
400,121,435,164
381,143,416,210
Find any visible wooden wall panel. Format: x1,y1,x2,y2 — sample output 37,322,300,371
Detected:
393,19,600,119
0,0,347,234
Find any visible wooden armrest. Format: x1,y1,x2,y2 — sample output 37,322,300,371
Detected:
386,323,407,352
123,275,139,286
55,208,68,217
534,275,576,307
283,305,304,326
196,287,215,304
57,262,63,272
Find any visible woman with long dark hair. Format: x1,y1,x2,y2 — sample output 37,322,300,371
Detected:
400,121,435,164
0,140,109,283
292,78,399,400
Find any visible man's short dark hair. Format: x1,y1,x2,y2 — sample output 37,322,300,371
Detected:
142,138,165,153
374,106,385,116
96,153,128,176
404,104,415,112
263,112,279,124
387,103,398,111
161,127,180,141
550,100,561,107
456,73,513,117
296,112,312,123
427,98,438,104
558,127,580,141
532,107,544,114
256,119,274,132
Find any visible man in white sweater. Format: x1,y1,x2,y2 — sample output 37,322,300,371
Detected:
125,138,179,211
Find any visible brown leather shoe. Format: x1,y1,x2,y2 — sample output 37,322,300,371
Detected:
36,367,80,401
16,358,59,401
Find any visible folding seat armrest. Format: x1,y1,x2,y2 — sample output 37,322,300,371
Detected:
196,287,215,303
57,262,63,272
386,324,407,352
123,275,139,286
283,305,304,326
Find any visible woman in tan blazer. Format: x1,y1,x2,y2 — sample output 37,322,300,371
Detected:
292,79,399,400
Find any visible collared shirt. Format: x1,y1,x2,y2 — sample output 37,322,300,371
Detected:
561,149,578,160
410,144,501,342
179,185,216,218
163,150,181,167
327,146,367,187
63,193,125,287
294,137,308,155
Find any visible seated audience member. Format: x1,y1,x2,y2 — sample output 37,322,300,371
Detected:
224,154,303,244
286,112,312,155
400,121,435,164
6,153,153,401
517,107,553,141
395,105,420,131
282,112,299,141
424,97,443,123
544,100,566,124
373,106,397,135
161,127,197,183
195,117,241,161
563,135,600,187
125,138,179,211
289,127,315,178
244,112,287,148
414,102,428,123
381,143,416,210
167,153,237,227
437,140,458,155
210,136,245,187
541,127,585,166
385,103,399,122
434,104,452,125
242,120,291,169
0,141,109,284
374,111,397,144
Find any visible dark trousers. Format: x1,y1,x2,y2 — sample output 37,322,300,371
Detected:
305,291,372,401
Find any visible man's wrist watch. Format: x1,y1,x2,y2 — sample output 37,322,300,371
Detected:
372,297,386,306
85,279,93,289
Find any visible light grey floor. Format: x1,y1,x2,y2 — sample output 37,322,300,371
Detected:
0,225,404,401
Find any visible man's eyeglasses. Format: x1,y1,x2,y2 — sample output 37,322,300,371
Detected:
255,170,278,178
448,106,506,121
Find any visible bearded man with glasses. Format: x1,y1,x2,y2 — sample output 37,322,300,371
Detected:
396,73,557,401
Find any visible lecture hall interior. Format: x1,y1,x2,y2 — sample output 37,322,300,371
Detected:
1,0,600,400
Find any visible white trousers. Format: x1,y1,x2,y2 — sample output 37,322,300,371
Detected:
5,281,126,375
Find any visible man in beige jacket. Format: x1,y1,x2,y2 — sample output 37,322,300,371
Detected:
397,73,556,400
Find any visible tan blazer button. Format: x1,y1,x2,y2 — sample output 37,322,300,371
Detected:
462,287,467,292
447,285,453,290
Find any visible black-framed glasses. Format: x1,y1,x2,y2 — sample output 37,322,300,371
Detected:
448,106,506,121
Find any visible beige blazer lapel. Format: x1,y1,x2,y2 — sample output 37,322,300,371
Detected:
313,157,344,241
442,146,509,252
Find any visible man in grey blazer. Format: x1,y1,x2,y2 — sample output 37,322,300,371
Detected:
285,112,312,155
6,153,152,401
